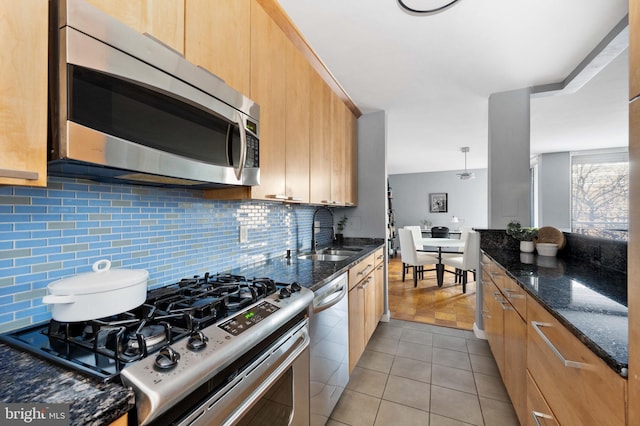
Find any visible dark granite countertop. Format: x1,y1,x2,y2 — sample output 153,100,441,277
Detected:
482,248,628,377
0,238,384,425
229,238,386,292
0,342,134,425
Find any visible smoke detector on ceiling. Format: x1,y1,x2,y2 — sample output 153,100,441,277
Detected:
456,147,475,180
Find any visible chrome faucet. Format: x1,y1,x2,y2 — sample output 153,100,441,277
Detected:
311,207,334,253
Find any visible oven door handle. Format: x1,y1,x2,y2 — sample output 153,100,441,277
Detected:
221,323,310,426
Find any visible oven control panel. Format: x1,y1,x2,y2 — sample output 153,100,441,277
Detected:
218,301,279,336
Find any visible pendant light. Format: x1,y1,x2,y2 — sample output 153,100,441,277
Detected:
456,147,475,180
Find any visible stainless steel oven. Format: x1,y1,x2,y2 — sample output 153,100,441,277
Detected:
1,273,313,426
176,318,310,426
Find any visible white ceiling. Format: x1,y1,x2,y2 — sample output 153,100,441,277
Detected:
277,0,629,175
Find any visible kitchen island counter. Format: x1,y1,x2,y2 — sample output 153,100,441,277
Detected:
482,247,628,377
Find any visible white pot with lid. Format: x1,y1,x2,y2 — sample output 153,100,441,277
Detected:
43,259,149,322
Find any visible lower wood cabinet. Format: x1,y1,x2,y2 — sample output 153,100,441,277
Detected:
526,295,627,426
503,300,526,425
108,413,128,426
526,371,559,426
482,267,526,424
348,248,384,373
483,254,628,425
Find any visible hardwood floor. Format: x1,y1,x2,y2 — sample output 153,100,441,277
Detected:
387,256,476,330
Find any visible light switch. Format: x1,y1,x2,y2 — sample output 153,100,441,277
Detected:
239,225,248,243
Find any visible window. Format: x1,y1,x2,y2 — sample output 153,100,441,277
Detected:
571,150,628,240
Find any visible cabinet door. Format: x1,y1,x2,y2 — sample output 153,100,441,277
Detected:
374,262,384,328
344,110,358,206
309,71,332,204
481,273,504,374
330,92,346,205
526,371,559,426
248,1,287,200
504,304,526,425
185,0,250,96
363,274,377,342
527,296,626,426
284,43,310,203
0,0,48,187
86,0,185,54
348,285,365,373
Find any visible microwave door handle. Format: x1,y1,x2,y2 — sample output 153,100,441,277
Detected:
233,114,247,181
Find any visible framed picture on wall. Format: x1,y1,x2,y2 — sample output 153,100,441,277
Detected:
429,193,448,213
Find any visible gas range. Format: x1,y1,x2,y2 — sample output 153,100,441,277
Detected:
1,272,313,425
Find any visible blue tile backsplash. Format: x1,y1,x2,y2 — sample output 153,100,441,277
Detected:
0,177,321,332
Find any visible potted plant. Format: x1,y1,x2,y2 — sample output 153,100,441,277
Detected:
336,216,348,244
506,220,538,252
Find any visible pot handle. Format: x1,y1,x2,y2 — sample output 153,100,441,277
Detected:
92,259,111,273
42,295,75,304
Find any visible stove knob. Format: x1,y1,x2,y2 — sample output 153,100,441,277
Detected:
279,287,291,299
290,282,302,292
187,331,209,351
154,345,180,370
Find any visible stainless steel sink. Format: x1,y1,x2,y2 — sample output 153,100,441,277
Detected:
296,253,350,262
317,248,361,256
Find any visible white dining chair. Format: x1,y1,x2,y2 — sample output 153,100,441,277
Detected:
448,226,471,283
441,230,479,293
404,226,424,250
402,226,426,279
398,229,438,287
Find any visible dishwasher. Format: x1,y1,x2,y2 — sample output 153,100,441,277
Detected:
309,272,349,426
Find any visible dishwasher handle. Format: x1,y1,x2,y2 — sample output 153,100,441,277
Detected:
313,282,347,314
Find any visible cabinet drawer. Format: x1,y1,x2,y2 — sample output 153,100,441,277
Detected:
500,275,526,320
349,253,375,290
526,297,626,426
373,247,384,267
526,371,559,426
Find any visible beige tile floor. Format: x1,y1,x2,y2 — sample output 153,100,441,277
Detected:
327,319,520,426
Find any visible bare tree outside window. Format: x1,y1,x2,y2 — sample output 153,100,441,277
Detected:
572,159,628,241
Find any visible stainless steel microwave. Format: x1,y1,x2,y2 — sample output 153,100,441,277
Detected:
48,0,260,188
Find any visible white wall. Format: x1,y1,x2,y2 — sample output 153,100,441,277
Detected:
388,169,488,231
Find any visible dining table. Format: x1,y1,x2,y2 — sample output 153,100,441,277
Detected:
419,238,465,287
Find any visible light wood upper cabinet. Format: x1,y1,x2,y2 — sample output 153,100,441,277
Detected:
248,0,287,200
85,0,185,54
309,71,333,204
0,0,48,187
185,0,251,96
331,92,346,205
205,0,286,201
284,42,310,203
345,109,358,206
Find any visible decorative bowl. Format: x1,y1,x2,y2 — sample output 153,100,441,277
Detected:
536,243,558,257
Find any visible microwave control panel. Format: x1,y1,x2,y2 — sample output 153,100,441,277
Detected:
246,134,259,168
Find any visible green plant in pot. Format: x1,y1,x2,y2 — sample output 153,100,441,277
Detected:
336,216,348,244
506,220,538,252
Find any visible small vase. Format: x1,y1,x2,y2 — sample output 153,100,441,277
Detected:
335,234,344,244
520,241,534,253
